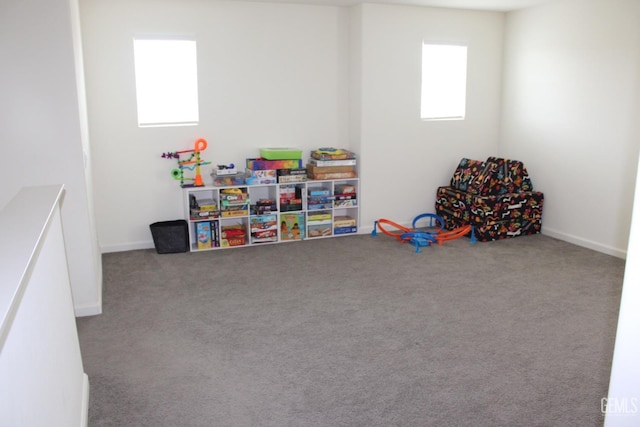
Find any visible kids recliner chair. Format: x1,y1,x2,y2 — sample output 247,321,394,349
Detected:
435,156,544,242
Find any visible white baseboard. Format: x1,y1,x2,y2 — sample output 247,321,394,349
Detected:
74,302,102,317
101,240,155,254
543,227,627,259
364,222,628,259
80,373,90,427
360,220,413,236
98,228,626,260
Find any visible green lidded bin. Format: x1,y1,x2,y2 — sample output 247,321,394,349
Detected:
259,147,302,160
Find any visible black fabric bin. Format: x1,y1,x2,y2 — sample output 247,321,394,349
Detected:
149,220,189,254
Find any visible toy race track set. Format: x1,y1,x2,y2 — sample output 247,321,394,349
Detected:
371,213,476,253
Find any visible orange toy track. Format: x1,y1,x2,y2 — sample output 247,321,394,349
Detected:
435,224,476,245
374,218,412,240
372,215,476,251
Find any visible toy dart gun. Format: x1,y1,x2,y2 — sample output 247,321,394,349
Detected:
161,138,211,187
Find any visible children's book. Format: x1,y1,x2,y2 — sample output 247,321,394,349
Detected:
280,213,305,241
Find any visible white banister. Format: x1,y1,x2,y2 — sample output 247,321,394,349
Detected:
0,185,89,427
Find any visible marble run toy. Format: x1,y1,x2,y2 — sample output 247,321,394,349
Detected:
161,138,211,187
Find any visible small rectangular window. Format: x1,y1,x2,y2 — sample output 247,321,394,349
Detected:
421,43,467,120
133,36,199,127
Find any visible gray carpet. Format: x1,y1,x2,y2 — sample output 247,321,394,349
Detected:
76,233,625,426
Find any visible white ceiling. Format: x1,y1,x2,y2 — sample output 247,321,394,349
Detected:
237,0,556,11
375,0,555,10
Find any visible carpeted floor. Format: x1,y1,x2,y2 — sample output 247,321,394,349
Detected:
77,233,625,426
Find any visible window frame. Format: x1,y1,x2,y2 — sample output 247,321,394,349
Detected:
420,41,468,121
133,34,200,128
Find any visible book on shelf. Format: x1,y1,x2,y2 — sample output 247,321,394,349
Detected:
212,220,219,247
196,221,212,249
280,213,305,241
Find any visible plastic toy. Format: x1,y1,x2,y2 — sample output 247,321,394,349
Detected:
215,163,236,176
371,213,476,253
161,138,211,187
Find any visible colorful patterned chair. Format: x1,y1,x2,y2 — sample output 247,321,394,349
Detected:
435,157,544,242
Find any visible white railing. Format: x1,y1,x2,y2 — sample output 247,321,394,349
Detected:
0,185,89,427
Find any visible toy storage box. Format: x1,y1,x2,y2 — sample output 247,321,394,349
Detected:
149,220,189,254
259,147,302,160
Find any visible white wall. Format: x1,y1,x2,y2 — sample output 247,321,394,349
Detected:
500,0,640,257
80,0,351,252
81,0,638,257
81,0,503,250
355,4,504,229
0,0,102,315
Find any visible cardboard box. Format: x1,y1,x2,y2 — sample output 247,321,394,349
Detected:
196,222,212,249
277,174,307,184
306,164,355,174
308,224,332,238
247,158,303,171
307,171,357,180
335,184,356,195
334,226,357,235
333,199,357,208
220,225,246,247
309,158,356,167
333,215,356,228
310,148,356,161
247,169,277,179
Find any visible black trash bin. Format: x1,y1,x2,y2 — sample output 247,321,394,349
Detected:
149,220,189,254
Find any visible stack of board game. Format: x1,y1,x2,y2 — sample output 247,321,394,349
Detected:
189,195,220,220
307,148,357,180
220,189,249,217
220,224,246,247
333,215,357,235
307,212,332,237
250,215,278,243
333,184,357,208
251,198,277,215
276,168,307,183
307,188,333,210
279,185,303,211
246,148,306,183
